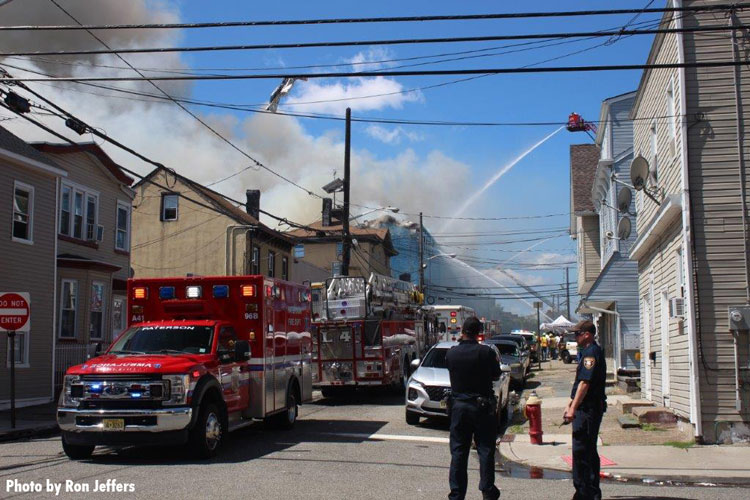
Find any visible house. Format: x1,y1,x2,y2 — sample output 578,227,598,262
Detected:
576,92,641,385
31,143,135,390
0,126,66,409
131,169,294,281
286,199,398,280
570,144,601,298
628,0,750,442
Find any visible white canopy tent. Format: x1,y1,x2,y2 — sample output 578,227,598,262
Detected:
539,315,575,334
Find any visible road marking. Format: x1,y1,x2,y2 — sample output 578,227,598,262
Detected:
321,432,449,444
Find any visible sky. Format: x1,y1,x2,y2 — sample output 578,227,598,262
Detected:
0,0,664,316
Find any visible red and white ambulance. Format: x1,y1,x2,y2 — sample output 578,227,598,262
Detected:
57,275,313,459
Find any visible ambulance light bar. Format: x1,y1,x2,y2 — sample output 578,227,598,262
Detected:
186,286,202,299
159,286,175,300
133,287,148,300
450,311,457,317
212,285,229,299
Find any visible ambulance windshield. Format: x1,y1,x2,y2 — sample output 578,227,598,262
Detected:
110,325,214,355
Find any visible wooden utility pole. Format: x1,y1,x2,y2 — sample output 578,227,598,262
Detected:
419,212,424,294
341,107,352,276
566,267,571,318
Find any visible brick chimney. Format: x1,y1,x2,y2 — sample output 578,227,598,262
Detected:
245,189,260,220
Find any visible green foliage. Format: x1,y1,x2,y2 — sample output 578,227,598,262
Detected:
640,423,667,432
508,424,524,434
663,440,694,449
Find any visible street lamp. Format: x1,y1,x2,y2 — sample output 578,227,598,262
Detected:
422,253,457,269
350,206,400,223
422,253,457,301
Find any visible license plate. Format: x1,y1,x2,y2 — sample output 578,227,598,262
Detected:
440,399,447,409
102,419,125,430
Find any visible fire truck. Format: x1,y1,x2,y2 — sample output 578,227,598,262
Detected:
310,273,434,396
57,275,313,459
425,305,478,342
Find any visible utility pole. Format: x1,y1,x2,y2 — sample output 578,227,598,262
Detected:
566,267,571,318
419,212,424,294
341,107,352,276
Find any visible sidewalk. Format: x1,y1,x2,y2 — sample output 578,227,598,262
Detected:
0,401,59,442
498,360,750,485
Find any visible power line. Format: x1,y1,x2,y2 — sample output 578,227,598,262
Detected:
0,24,743,59
3,60,746,83
0,4,741,31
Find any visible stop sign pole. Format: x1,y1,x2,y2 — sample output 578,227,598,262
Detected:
0,292,30,430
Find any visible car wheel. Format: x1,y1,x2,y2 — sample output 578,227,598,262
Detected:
405,409,420,425
61,437,94,460
189,402,222,459
562,351,571,364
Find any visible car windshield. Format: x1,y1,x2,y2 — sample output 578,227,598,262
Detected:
109,325,214,355
492,343,519,356
421,347,449,369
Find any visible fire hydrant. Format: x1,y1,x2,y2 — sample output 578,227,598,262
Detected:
524,391,543,445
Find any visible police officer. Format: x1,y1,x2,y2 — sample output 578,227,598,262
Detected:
446,317,502,500
563,320,607,500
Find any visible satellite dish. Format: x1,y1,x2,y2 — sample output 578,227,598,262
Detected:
617,187,632,213
630,155,649,191
617,217,632,240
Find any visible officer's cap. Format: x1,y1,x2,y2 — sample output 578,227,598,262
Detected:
571,320,595,335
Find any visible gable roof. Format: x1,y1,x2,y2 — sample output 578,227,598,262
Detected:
32,142,134,185
0,125,64,170
570,144,600,214
287,220,398,257
134,166,294,246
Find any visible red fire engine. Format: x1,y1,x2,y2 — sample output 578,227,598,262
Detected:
310,273,435,397
57,275,313,459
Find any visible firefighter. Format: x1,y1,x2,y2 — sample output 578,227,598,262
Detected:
563,320,607,500
446,317,501,500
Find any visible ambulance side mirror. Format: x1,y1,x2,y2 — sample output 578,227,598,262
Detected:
234,340,251,361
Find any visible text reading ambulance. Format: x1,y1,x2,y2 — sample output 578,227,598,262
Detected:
57,275,312,459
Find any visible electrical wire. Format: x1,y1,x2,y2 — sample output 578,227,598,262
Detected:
0,4,740,31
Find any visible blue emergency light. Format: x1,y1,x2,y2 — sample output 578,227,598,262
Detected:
212,285,229,299
159,286,175,300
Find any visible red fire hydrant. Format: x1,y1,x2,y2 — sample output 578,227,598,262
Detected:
524,391,543,445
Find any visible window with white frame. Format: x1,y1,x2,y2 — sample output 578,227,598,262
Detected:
252,246,260,274
89,281,105,340
116,201,131,251
600,182,618,264
59,183,98,241
161,193,178,221
12,181,33,243
268,250,276,278
649,122,659,186
59,280,77,338
6,330,29,367
600,122,611,160
666,79,677,157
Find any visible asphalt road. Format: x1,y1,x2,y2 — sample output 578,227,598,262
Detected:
0,391,747,500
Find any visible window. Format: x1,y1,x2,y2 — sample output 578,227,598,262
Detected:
6,331,28,368
12,181,33,242
282,256,289,281
59,280,78,338
116,201,130,251
666,79,677,156
268,250,276,278
89,281,105,340
649,122,659,185
161,193,178,221
59,183,98,241
112,295,126,336
252,245,260,274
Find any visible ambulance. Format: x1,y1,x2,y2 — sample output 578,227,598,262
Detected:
425,305,478,342
57,275,313,459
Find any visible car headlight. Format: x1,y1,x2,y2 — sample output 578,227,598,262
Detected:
60,375,82,407
163,374,191,406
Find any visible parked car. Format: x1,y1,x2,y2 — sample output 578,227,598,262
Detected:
511,331,539,364
405,341,511,426
485,339,526,390
560,333,578,364
490,334,530,375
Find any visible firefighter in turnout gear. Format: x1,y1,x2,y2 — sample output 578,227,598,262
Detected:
563,320,607,500
446,317,502,500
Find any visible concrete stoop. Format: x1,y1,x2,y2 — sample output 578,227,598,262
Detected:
617,413,641,429
632,406,677,425
617,399,654,414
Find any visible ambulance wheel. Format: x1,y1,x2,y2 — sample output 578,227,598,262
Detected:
61,436,94,460
406,410,420,425
277,391,298,430
189,402,222,459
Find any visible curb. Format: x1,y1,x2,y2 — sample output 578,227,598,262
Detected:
0,424,59,443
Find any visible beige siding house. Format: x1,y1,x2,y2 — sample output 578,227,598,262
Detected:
629,0,750,443
0,127,66,408
31,143,135,389
131,169,294,281
570,144,601,296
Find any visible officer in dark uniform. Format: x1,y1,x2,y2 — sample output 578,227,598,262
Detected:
563,320,607,500
446,317,502,500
